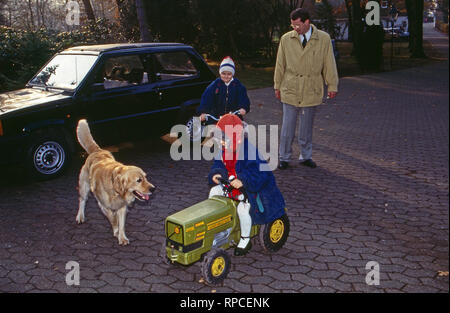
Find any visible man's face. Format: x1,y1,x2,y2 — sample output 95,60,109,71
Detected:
220,71,233,84
290,18,310,35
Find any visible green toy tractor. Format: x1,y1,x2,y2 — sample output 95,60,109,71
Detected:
161,178,290,285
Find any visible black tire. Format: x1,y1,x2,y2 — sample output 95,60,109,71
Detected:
201,248,231,285
259,214,290,253
25,130,71,180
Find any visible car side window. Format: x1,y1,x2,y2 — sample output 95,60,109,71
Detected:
152,51,199,81
101,55,148,90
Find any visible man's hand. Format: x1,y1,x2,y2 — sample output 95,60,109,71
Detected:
327,91,337,99
275,89,281,100
239,108,246,116
230,179,243,189
212,174,222,184
200,113,207,122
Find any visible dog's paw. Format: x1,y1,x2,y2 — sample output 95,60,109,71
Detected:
76,215,85,224
118,235,130,246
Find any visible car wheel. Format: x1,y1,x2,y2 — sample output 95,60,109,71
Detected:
26,130,71,180
259,213,290,253
201,248,231,285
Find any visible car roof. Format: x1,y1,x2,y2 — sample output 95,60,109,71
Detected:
60,43,189,55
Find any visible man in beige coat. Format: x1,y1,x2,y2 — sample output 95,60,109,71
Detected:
274,8,338,169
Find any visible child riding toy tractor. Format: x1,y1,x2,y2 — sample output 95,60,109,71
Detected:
162,112,289,285
161,177,290,285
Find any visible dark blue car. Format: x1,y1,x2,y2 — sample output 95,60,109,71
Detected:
0,43,215,179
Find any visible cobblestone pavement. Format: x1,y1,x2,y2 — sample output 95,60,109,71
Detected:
0,26,448,293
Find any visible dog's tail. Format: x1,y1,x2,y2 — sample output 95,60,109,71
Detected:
77,119,101,154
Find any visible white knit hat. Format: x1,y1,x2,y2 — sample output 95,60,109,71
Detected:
219,56,235,76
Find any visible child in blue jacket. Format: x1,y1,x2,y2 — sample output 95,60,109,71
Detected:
197,57,250,121
208,114,285,256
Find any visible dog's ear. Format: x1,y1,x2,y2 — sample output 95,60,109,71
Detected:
112,168,128,197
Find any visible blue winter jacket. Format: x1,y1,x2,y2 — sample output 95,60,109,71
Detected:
197,78,251,118
208,138,286,225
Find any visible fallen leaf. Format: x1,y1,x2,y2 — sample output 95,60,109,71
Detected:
438,271,449,277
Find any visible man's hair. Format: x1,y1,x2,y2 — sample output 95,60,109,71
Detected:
290,8,310,22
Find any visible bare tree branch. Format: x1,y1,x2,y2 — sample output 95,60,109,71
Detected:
81,0,96,21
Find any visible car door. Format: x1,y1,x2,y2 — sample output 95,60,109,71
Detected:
150,50,208,134
80,53,160,145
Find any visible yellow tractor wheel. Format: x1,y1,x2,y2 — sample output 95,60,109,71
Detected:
201,248,231,285
259,214,290,253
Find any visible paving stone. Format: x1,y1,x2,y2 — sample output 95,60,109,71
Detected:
98,273,125,286
321,279,353,292
251,284,277,293
97,285,132,293
262,269,291,281
401,285,440,293
240,275,274,285
308,270,342,280
124,278,151,292
300,286,338,293
222,279,252,292
29,276,54,290
8,270,30,284
149,283,179,292
269,280,304,291
291,273,322,287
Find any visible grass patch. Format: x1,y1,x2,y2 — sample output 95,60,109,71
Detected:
207,62,275,90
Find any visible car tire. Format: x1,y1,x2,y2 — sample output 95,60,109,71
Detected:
201,248,231,285
25,129,71,180
259,213,290,253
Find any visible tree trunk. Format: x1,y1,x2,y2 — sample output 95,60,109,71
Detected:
35,0,41,27
406,0,426,58
116,0,139,41
405,0,415,52
345,0,353,42
27,0,35,30
135,0,152,42
351,1,364,59
411,0,426,58
82,0,96,22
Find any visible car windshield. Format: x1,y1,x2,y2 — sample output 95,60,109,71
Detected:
29,54,98,90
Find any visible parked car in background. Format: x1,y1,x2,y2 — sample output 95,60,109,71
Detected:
0,43,215,180
424,10,435,23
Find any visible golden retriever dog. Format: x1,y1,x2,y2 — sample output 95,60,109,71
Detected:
75,119,156,245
